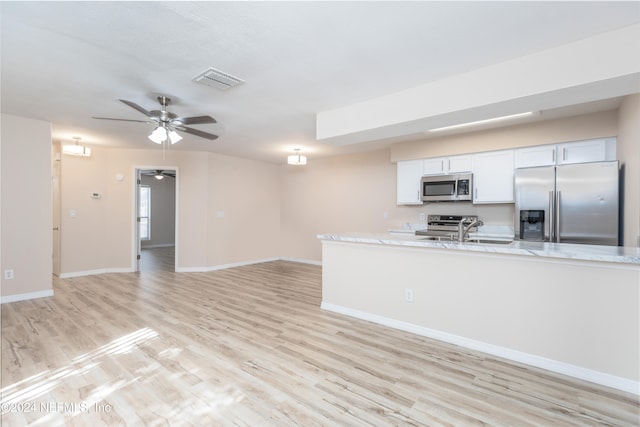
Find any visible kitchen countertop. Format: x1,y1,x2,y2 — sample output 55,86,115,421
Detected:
317,232,640,265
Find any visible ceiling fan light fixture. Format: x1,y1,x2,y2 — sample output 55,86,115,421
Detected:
168,129,182,144
154,174,164,180
287,149,307,165
148,126,167,144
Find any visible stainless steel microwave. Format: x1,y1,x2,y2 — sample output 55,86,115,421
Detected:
421,173,473,202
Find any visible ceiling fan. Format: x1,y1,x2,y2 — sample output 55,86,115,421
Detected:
141,169,176,180
93,96,218,143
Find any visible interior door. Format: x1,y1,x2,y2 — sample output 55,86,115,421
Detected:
135,170,142,272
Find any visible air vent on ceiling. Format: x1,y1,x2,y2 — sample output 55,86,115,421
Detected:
192,67,244,91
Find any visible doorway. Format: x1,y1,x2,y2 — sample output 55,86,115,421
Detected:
135,167,178,272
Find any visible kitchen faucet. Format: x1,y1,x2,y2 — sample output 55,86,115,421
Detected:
458,218,484,242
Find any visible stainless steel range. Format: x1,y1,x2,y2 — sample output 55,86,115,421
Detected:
415,215,480,240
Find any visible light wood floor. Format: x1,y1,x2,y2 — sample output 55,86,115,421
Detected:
2,248,638,426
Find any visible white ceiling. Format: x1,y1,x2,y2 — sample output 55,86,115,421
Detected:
2,1,639,163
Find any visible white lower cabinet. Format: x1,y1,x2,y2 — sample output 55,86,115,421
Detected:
472,150,514,204
397,160,424,205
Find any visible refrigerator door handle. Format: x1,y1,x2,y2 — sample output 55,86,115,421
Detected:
555,191,562,243
548,191,554,242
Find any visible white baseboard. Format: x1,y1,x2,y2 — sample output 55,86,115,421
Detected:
141,244,175,249
280,257,322,266
321,302,640,396
59,257,317,277
176,257,281,273
1,290,54,304
59,267,134,278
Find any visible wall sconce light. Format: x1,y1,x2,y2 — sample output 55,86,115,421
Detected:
287,149,307,165
62,137,91,157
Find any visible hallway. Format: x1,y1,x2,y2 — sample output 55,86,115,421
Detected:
140,246,175,273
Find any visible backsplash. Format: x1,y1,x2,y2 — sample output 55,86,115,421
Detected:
394,202,515,235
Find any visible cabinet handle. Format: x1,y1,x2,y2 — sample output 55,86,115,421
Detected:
552,148,556,164
562,147,566,162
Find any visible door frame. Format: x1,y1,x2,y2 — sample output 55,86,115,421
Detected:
52,143,62,277
133,166,179,272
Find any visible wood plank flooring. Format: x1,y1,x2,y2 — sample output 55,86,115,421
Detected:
2,248,638,426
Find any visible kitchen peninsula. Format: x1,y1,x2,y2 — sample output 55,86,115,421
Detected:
318,232,640,394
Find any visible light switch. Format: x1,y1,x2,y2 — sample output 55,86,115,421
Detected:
69,210,77,218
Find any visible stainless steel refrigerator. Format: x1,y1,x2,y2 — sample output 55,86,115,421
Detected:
514,161,619,245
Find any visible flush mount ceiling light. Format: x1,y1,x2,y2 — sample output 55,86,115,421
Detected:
427,112,536,133
287,149,307,165
62,136,91,157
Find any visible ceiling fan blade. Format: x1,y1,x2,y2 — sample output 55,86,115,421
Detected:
119,99,153,117
174,125,219,140
173,115,217,125
92,116,151,123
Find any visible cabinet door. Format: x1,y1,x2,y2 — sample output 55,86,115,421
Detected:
423,157,445,175
448,155,472,173
472,150,514,204
397,160,424,205
514,145,556,168
557,139,606,165
423,155,471,174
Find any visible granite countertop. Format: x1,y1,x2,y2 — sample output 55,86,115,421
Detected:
317,232,640,265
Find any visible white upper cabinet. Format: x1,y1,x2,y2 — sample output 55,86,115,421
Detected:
557,138,613,165
515,138,615,168
472,150,514,204
398,138,615,206
423,155,472,175
514,145,556,168
396,160,424,205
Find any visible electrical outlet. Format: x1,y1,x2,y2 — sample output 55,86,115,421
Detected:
4,269,14,280
419,212,426,222
405,288,414,303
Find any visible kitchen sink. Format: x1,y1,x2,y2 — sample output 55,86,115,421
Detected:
418,235,454,241
466,239,514,245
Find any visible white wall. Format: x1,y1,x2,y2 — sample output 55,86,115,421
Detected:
206,153,281,268
59,148,280,276
1,114,53,301
280,149,397,262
